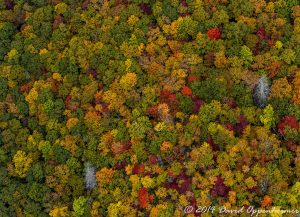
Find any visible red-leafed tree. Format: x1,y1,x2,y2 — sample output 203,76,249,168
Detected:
138,187,149,209
277,116,299,135
210,176,230,197
181,85,193,96
132,164,145,175
207,28,221,40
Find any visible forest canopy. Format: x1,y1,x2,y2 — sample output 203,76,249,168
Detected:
0,0,300,216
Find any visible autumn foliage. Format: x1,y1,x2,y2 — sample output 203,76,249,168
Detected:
207,28,221,40
0,0,300,216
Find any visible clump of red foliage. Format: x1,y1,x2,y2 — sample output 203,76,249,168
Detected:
132,164,145,175
114,160,128,170
235,115,249,135
19,82,31,92
181,0,188,7
277,116,299,135
181,85,193,96
207,28,221,40
147,106,158,118
139,3,152,15
159,89,178,113
138,187,149,208
210,176,230,197
166,173,192,194
257,27,268,41
187,75,199,83
207,137,219,151
191,96,204,114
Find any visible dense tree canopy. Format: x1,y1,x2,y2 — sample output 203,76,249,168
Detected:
0,0,300,216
